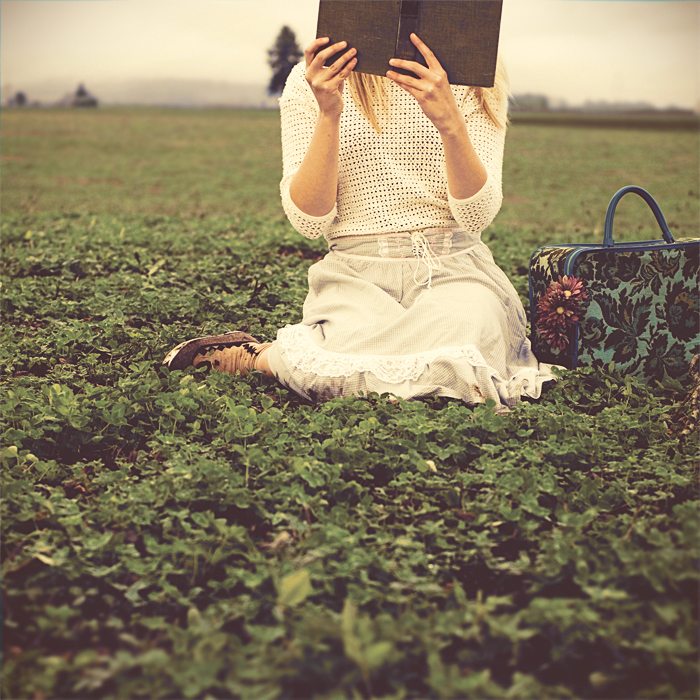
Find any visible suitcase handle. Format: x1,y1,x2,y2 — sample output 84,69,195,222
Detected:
603,186,675,247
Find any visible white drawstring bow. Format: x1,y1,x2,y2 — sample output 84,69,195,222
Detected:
411,231,442,300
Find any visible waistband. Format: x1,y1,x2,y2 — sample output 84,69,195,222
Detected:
329,227,482,260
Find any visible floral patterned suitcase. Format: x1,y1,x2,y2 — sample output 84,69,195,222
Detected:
528,186,699,384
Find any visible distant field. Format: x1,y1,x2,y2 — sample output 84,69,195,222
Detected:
2,107,698,243
3,105,696,307
1,108,284,220
509,110,700,131
498,119,699,246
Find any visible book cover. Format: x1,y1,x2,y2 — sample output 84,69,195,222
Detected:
316,0,503,87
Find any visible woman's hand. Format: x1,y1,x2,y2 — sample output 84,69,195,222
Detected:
304,37,357,118
387,33,487,199
288,38,355,217
386,33,462,134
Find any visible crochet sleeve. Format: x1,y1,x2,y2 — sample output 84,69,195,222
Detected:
279,62,337,240
447,88,507,233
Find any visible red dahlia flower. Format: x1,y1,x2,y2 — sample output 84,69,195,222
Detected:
536,275,588,351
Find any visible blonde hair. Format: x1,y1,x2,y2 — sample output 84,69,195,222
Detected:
346,72,392,133
347,56,510,133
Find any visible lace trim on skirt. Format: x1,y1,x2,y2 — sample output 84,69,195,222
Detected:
276,324,495,384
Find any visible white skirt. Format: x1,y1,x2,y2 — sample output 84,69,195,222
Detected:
266,227,556,409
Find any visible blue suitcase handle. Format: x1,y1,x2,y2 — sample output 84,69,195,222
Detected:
603,186,675,247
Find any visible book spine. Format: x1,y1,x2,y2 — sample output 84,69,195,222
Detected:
395,0,421,61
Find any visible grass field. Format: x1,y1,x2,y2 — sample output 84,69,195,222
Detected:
1,108,699,700
508,111,700,132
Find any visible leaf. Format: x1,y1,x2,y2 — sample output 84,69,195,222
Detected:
147,258,166,276
187,607,202,630
83,531,113,550
124,580,149,605
190,511,210,528
364,641,393,671
341,598,364,669
276,568,312,607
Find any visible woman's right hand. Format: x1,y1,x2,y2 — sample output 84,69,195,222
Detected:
304,37,357,117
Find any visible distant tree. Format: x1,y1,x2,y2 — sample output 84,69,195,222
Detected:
8,91,27,107
267,26,303,96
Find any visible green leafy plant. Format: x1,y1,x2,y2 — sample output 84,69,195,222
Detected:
2,109,698,700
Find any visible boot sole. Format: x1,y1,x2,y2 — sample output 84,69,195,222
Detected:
163,331,259,370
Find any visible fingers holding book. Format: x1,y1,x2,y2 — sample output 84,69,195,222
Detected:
305,38,357,117
408,33,443,73
386,33,461,133
386,33,447,85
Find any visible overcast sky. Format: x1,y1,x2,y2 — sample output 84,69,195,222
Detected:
1,0,698,109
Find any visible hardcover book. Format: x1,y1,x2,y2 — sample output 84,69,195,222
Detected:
316,0,503,87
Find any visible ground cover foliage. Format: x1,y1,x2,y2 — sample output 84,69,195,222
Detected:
2,109,699,699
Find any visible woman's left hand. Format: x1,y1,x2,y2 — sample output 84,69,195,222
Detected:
386,33,462,134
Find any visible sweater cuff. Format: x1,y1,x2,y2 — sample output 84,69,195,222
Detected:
447,170,494,206
289,197,337,224
281,179,337,239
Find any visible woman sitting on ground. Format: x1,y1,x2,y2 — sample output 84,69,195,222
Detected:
164,33,555,411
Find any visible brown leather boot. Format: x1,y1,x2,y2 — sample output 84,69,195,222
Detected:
162,331,271,374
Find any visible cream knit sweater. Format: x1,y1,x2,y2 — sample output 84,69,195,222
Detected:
279,61,507,241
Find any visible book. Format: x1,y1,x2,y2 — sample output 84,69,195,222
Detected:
315,0,503,87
